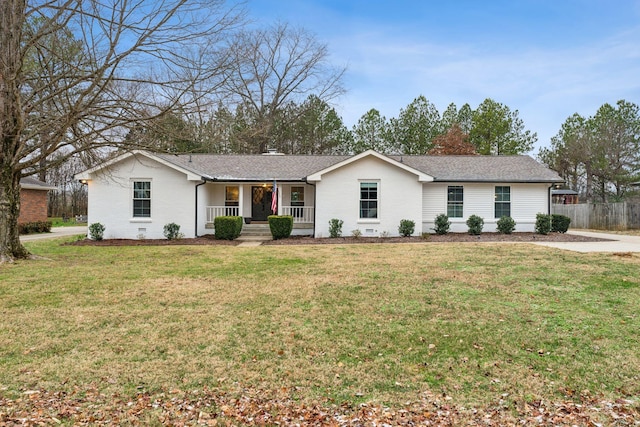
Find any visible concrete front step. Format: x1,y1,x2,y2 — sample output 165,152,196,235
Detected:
239,222,314,237
241,223,272,237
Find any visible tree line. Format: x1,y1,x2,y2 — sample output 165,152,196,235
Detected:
132,95,537,156
538,100,640,203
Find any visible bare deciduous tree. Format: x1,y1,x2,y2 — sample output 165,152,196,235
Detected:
0,0,244,262
221,22,346,153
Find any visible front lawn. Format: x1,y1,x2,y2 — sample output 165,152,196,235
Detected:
1,238,639,423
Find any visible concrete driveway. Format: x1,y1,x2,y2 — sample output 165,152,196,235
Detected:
20,226,87,242
533,230,640,253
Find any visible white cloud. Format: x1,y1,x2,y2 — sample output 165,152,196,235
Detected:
330,24,640,150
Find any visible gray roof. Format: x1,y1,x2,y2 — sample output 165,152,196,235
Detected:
19,177,57,190
396,155,564,183
156,153,350,181
552,189,579,195
155,152,563,183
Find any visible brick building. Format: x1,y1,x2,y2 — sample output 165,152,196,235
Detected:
19,177,57,224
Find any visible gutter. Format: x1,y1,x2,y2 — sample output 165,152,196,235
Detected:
194,179,207,237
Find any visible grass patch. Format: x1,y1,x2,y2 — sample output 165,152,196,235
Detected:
49,217,87,227
1,238,639,409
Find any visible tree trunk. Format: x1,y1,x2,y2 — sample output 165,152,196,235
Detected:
1,0,29,262
584,161,593,203
0,169,29,262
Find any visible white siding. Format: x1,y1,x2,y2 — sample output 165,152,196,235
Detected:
87,156,198,239
422,182,551,233
314,156,423,237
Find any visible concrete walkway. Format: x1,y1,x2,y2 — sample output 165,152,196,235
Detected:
533,230,640,253
236,235,272,247
20,226,87,242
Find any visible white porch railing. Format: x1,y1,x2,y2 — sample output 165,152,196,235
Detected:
206,206,239,223
205,205,314,223
281,206,314,223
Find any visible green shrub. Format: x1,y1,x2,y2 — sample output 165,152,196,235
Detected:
18,220,52,235
328,218,343,238
214,216,242,240
398,219,415,237
89,222,105,241
496,216,516,234
535,213,551,235
466,214,484,235
268,215,294,240
163,222,183,240
552,214,571,233
433,214,450,235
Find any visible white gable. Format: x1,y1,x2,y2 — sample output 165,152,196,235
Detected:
75,150,203,182
307,150,434,182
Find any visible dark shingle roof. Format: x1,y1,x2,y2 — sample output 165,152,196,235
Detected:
155,152,562,183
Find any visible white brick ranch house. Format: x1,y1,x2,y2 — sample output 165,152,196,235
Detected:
75,149,564,239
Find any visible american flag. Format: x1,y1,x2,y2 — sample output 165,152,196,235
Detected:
271,180,277,214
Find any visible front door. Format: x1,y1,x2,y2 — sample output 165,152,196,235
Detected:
251,186,273,221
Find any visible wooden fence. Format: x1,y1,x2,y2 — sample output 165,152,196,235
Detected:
552,202,640,230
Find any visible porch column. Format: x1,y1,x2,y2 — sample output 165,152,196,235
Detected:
238,185,244,217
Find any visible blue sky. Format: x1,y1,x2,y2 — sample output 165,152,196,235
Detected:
244,0,640,153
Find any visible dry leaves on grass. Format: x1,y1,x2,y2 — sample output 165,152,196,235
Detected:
1,386,638,426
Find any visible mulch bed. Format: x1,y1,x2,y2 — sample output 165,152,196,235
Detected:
69,234,240,246
264,232,611,245
67,232,611,246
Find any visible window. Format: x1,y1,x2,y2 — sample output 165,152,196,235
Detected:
133,181,151,217
447,186,463,218
291,186,304,206
291,186,305,218
225,186,239,206
359,182,378,219
495,186,511,218
225,186,239,215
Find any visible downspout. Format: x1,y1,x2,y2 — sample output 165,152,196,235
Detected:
195,179,207,237
305,178,317,238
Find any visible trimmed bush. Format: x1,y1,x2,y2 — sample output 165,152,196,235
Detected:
552,214,571,233
433,214,450,235
496,216,516,234
535,213,551,235
351,229,362,238
163,222,183,240
18,220,52,235
89,222,105,241
328,218,343,238
398,219,415,237
268,215,293,240
214,216,242,240
466,215,484,235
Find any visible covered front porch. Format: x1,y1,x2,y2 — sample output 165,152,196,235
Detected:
199,181,315,236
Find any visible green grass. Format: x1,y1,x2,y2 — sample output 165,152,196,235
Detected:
48,217,87,227
1,238,639,409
